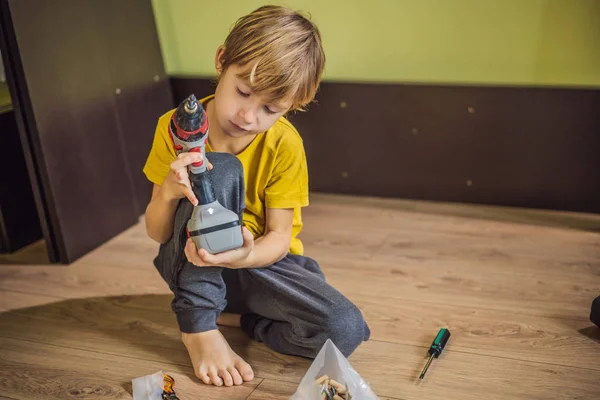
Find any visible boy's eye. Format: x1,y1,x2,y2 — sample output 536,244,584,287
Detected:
236,87,249,97
264,106,277,115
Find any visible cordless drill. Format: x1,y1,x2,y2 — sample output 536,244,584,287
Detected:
168,94,244,254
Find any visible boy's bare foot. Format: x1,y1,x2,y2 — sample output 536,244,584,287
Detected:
182,329,254,386
217,312,242,328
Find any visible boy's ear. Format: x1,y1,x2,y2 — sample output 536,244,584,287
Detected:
215,46,226,76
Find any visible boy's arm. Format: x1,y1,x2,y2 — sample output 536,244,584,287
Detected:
245,207,293,267
145,184,180,244
145,152,208,244
186,207,293,269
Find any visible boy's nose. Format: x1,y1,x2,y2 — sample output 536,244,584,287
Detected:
238,108,254,125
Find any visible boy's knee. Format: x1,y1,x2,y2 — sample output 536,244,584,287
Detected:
206,152,243,177
204,152,245,214
322,303,369,357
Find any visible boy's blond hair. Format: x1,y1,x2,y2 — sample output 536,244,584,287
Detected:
220,5,325,111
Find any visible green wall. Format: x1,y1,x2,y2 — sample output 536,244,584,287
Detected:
151,0,600,87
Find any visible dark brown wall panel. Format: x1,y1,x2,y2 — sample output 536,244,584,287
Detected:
171,77,600,214
100,1,174,213
3,0,172,263
170,78,215,105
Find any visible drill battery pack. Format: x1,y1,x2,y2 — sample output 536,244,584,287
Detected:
591,296,600,328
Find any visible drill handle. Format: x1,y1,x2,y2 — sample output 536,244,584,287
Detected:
187,142,208,175
171,134,209,175
428,328,451,358
171,136,215,205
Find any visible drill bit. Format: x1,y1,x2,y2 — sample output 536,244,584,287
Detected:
184,94,198,114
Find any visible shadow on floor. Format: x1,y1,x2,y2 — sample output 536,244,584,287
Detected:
0,294,310,397
578,326,600,344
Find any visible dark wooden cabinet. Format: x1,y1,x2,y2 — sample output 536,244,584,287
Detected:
0,0,173,263
0,107,43,253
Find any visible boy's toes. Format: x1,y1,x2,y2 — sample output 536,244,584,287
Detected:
196,367,211,385
228,366,243,385
219,369,234,387
208,368,223,386
235,358,254,381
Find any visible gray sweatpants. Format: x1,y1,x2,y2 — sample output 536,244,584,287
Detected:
153,152,371,358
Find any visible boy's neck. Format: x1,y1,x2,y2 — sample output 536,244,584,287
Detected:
205,98,256,156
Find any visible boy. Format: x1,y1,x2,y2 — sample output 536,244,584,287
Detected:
143,5,370,387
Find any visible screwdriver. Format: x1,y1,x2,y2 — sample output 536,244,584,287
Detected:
419,328,451,380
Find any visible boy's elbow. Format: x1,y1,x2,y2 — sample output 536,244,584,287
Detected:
146,229,161,244
276,247,288,263
150,234,168,245
146,224,170,245
277,232,292,260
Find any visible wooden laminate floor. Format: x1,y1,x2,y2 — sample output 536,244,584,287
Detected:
1,193,599,399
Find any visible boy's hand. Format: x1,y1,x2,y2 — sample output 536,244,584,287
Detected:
184,227,255,269
160,152,213,206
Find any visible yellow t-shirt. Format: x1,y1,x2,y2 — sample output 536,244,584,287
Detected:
142,95,309,255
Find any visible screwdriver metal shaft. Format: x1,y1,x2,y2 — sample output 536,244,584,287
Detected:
419,354,434,379
419,328,451,380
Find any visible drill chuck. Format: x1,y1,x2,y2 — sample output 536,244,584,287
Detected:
184,95,198,114
170,94,209,173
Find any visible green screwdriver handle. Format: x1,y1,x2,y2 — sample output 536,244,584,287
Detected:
428,328,450,358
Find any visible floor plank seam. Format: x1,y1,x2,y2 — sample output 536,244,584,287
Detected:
0,395,21,400
76,259,158,269
0,334,195,369
244,378,265,399
368,338,600,372
0,288,66,300
342,292,592,322
367,236,389,259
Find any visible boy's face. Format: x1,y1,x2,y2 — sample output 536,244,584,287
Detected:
213,63,292,138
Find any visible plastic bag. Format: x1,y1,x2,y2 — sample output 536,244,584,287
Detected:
132,370,164,400
290,339,380,400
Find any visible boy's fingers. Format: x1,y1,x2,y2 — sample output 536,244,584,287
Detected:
175,170,186,182
184,240,197,263
171,152,202,170
185,189,198,206
198,248,220,265
208,160,214,171
191,230,252,266
186,239,207,266
177,151,203,161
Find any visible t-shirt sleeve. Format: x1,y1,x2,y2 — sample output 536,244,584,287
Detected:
143,111,177,185
265,135,309,209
